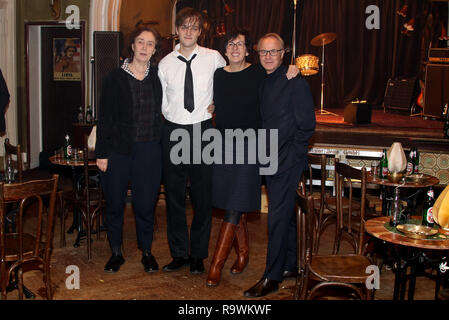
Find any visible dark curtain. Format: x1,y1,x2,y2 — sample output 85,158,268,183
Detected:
177,0,446,109
297,0,429,109
181,0,286,59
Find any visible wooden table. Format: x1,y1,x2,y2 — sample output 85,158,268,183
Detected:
49,155,96,168
366,216,449,300
366,173,440,226
49,154,98,249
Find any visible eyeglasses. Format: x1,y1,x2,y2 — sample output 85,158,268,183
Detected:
226,41,245,49
179,24,200,32
257,49,284,56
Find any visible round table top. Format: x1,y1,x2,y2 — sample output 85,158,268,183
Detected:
365,216,449,250
49,155,96,167
366,173,439,188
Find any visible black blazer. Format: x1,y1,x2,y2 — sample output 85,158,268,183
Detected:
260,65,316,174
95,66,162,159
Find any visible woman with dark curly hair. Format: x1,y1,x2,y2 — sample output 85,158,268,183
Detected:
95,25,163,274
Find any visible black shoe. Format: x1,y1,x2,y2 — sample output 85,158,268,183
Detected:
244,278,279,298
282,270,298,280
142,253,159,273
190,258,205,275
104,254,125,273
162,257,190,272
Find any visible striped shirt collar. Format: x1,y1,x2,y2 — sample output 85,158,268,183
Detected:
121,58,150,79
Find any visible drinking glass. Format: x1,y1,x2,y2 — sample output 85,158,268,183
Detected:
371,161,379,178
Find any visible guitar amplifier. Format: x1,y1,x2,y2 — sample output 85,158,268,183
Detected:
383,78,416,112
428,48,449,64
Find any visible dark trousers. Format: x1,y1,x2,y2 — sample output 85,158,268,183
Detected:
263,164,303,282
162,119,213,259
100,141,162,253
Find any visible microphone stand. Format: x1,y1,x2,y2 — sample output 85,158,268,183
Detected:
291,0,297,65
90,56,95,121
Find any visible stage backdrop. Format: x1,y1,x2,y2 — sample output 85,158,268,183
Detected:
182,0,446,109
297,0,430,109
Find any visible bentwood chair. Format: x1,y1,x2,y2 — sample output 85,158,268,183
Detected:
295,183,374,300
4,138,28,234
303,154,328,253
59,135,105,260
0,175,59,300
333,162,369,255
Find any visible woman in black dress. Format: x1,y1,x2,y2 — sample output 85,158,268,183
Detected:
206,28,298,287
96,25,162,274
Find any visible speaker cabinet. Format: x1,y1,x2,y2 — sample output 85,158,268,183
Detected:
93,31,121,120
383,78,416,112
344,103,372,124
423,64,449,118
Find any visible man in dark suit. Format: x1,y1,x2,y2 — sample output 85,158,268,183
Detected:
244,33,316,298
0,69,10,134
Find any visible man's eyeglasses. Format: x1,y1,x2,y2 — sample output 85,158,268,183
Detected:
226,41,245,49
257,49,284,56
179,24,200,32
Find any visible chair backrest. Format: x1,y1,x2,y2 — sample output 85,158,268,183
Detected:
4,138,23,183
0,175,59,262
335,162,367,255
303,153,326,204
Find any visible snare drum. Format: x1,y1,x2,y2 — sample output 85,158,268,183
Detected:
295,54,319,76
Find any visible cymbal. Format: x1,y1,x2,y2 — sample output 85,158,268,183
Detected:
310,32,337,46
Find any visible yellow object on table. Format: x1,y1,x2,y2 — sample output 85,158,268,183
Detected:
434,185,449,231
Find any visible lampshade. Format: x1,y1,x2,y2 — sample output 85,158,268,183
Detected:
387,142,407,173
433,185,449,230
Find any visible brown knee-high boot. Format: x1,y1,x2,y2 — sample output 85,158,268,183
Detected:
230,214,249,274
206,221,237,287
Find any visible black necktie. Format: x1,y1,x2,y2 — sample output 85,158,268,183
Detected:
178,54,197,113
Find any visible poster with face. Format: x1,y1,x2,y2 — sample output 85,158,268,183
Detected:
53,38,81,81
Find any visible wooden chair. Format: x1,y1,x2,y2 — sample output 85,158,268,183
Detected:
4,138,23,183
4,138,27,233
295,183,375,300
59,135,105,261
303,154,328,253
0,174,59,300
333,162,368,255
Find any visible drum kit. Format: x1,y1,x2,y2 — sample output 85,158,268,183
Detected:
295,32,338,116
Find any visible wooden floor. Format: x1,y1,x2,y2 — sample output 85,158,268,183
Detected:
9,180,441,301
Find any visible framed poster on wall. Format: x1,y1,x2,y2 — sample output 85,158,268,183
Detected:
53,38,81,81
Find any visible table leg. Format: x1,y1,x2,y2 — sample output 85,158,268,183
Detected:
393,265,402,300
408,264,417,300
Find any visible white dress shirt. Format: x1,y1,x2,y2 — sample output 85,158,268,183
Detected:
158,44,226,125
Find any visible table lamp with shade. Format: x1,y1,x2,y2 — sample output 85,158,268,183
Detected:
387,142,407,182
433,185,449,231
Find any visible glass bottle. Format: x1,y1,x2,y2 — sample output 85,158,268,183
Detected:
5,155,14,184
444,106,449,139
86,105,92,124
422,187,435,228
64,134,72,159
389,188,401,227
380,149,388,179
406,148,414,175
413,148,420,174
77,106,84,123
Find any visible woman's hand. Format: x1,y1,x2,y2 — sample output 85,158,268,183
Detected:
96,159,108,172
286,64,300,80
207,103,215,114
